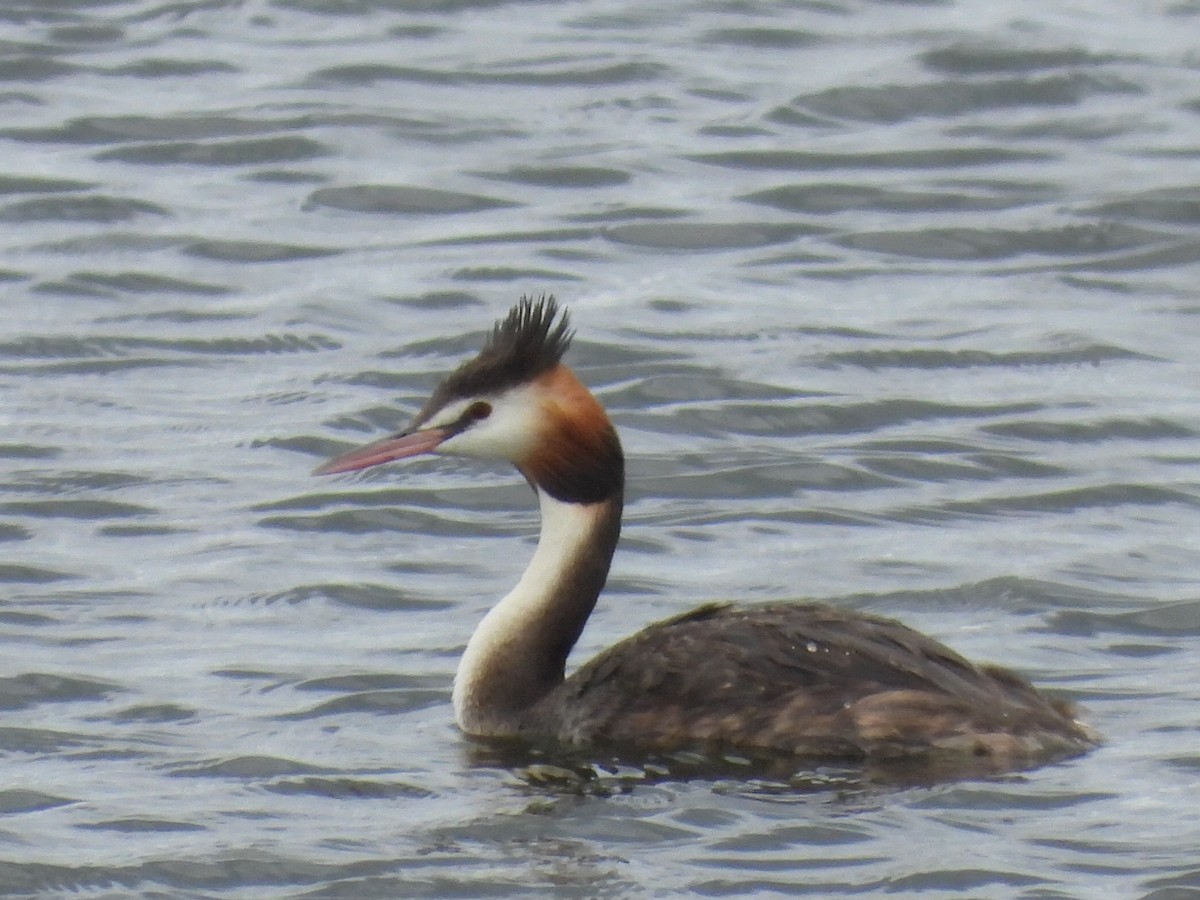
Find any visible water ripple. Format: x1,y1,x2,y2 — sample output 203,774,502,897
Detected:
3,0,1199,896
0,333,339,360
780,73,1140,125
836,224,1171,261
1051,600,1200,637
0,673,123,710
899,483,1199,523
982,417,1196,442
0,195,169,223
309,184,516,215
830,342,1154,370
308,59,667,87
741,182,1043,214
95,136,330,166
0,114,286,144
182,239,341,262
689,147,1051,172
919,45,1124,75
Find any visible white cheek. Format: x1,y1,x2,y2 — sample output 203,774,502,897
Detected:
438,387,542,462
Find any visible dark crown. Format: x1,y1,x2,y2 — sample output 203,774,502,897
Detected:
439,295,573,401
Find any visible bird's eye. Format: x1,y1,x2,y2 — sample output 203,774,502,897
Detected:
466,400,492,421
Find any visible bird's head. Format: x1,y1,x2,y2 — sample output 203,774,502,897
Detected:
314,296,623,504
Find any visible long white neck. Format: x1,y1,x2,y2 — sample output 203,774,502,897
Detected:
452,486,622,736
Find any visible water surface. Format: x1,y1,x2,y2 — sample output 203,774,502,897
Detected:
3,0,1200,897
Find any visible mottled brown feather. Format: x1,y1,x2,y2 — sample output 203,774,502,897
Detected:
520,602,1095,763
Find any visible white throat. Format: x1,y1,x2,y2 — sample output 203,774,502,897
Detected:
452,489,608,733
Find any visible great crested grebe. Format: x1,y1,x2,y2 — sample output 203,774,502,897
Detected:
315,297,1096,765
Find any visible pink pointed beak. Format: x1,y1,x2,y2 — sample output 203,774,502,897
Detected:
312,427,449,476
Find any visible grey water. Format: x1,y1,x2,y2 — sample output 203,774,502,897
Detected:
2,0,1200,897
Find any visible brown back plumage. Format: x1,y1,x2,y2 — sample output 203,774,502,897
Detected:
528,602,1096,763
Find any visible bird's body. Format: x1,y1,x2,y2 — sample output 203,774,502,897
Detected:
528,601,1088,761
315,297,1096,768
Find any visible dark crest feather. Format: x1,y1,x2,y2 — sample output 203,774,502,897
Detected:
439,295,572,401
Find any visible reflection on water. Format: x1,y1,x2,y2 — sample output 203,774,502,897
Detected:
3,0,1200,896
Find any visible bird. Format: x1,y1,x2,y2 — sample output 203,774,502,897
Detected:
314,296,1096,768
